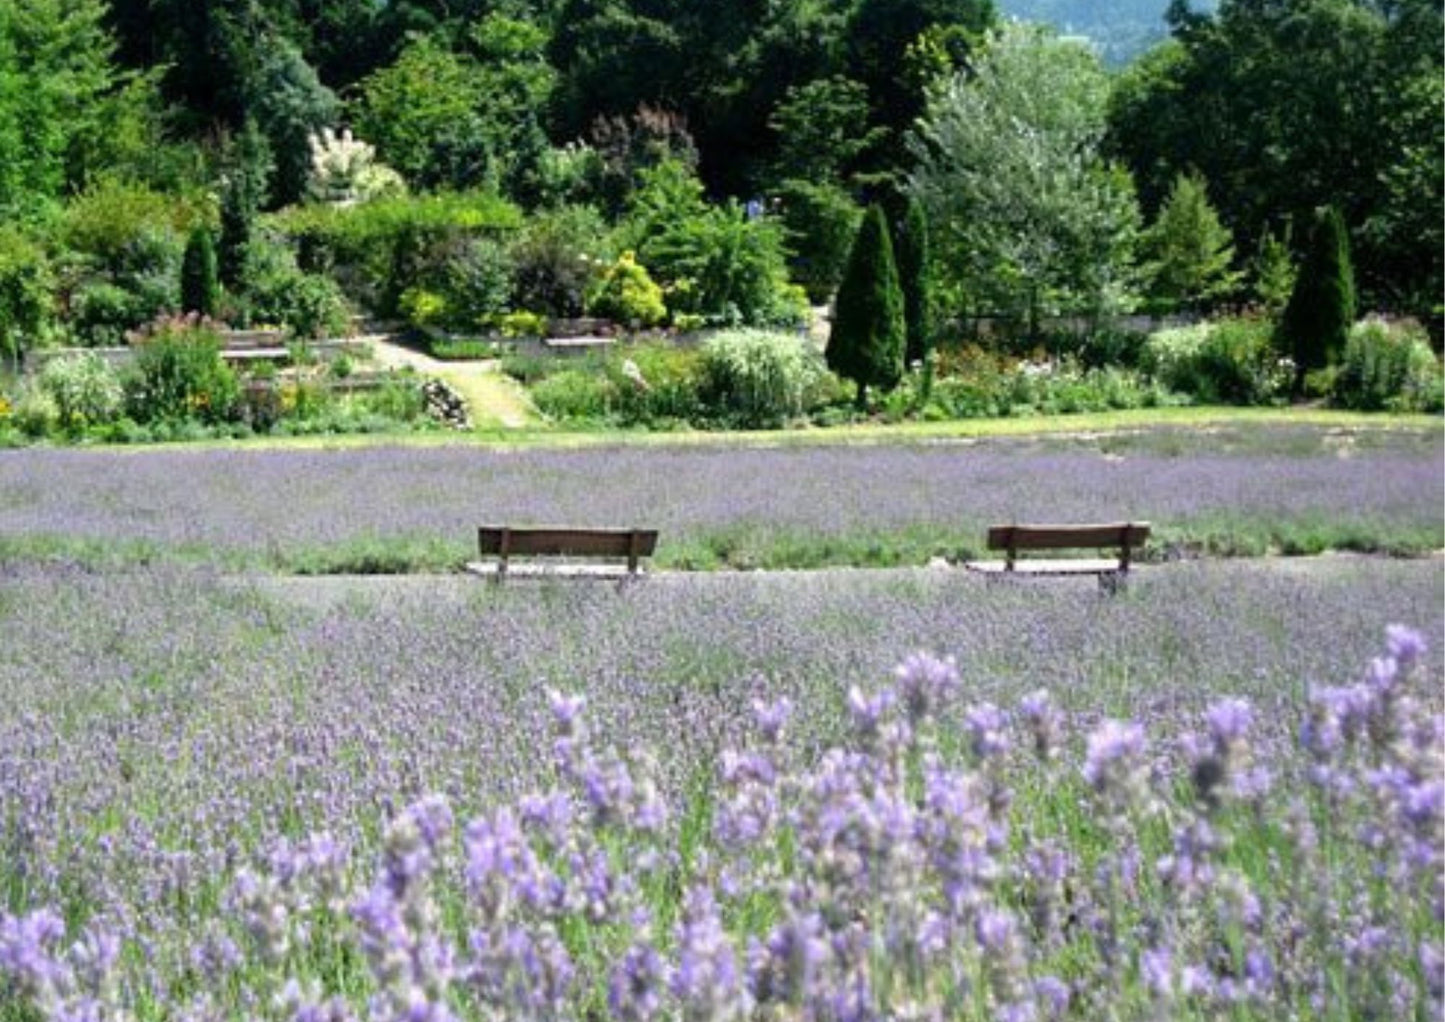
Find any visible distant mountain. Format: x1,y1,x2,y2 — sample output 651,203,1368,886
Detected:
996,0,1219,65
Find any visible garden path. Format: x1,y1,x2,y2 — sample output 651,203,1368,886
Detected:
361,334,540,429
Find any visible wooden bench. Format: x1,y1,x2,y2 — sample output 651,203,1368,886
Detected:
965,522,1151,592
467,526,658,583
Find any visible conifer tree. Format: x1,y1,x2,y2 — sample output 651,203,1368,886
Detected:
895,197,932,367
828,204,905,408
180,226,219,317
1280,206,1355,390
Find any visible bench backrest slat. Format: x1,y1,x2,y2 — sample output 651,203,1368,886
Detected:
478,526,659,559
986,522,1150,552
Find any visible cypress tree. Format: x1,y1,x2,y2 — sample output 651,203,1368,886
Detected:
828,204,906,408
180,226,219,317
1280,206,1355,390
895,197,932,367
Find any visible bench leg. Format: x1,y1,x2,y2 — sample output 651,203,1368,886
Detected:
1099,571,1125,596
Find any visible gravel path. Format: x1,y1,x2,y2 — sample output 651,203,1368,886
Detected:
361,334,539,428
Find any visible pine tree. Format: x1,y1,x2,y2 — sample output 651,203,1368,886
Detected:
180,226,219,317
895,197,932,367
1280,206,1355,390
218,119,273,296
828,204,905,408
1143,171,1239,313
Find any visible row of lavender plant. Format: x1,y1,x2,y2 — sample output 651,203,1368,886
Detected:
1,625,1438,1020
0,430,1439,566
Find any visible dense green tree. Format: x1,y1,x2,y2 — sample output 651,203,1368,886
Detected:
1280,206,1355,388
180,227,220,316
846,0,995,177
1108,0,1442,318
908,23,1141,336
148,0,267,127
547,0,683,141
218,120,273,294
828,204,905,407
895,197,932,366
1141,171,1240,313
248,37,337,206
0,0,119,219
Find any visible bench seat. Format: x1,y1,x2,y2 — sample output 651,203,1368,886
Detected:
965,521,1151,592
963,557,1126,576
468,525,658,583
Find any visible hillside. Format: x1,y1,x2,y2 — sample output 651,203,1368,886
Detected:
998,0,1218,63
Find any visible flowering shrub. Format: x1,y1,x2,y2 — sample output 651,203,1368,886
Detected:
1143,318,1291,405
700,328,830,427
1332,317,1443,413
122,316,240,424
588,251,667,328
37,351,123,430
0,625,1437,1019
306,127,407,205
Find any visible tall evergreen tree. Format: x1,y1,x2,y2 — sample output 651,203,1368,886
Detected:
180,226,219,316
1280,206,1355,390
828,204,905,408
218,119,272,295
895,197,932,366
1142,170,1239,313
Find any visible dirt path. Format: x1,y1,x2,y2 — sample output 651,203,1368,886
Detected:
360,334,540,429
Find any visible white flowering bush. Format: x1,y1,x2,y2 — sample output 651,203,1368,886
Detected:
306,128,406,206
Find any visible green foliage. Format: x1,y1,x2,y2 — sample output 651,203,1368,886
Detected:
59,180,198,272
1141,171,1239,312
776,180,862,305
1332,317,1443,413
180,228,219,317
246,245,351,338
1280,206,1356,383
909,23,1141,332
497,312,549,339
530,367,613,422
38,351,123,429
828,205,905,404
588,253,666,328
1107,0,1442,317
1143,318,1289,405
0,0,118,220
398,288,449,329
1251,228,1296,318
622,160,801,327
767,76,881,186
895,198,932,366
352,31,548,195
305,128,406,205
271,191,521,317
123,318,240,424
0,228,53,360
218,120,273,295
248,37,339,207
701,328,828,427
508,204,610,318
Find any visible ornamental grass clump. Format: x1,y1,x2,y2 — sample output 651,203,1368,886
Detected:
0,625,1438,1019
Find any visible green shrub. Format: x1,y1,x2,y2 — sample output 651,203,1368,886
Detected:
1141,323,1212,393
828,205,905,406
701,328,827,427
268,191,522,311
437,238,514,328
530,367,614,421
1143,318,1286,405
123,318,240,424
1279,206,1355,385
70,283,147,347
364,376,426,421
38,352,123,430
588,252,667,328
607,342,704,425
1333,317,1444,413
509,204,609,317
11,384,58,438
179,227,219,317
777,180,862,305
498,311,548,338
429,338,501,360
398,288,450,329
59,180,200,273
247,253,351,339
1195,318,1289,405
622,160,802,327
0,228,54,361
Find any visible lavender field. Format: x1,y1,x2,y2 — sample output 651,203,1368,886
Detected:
0,425,1440,570
0,551,1440,1019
